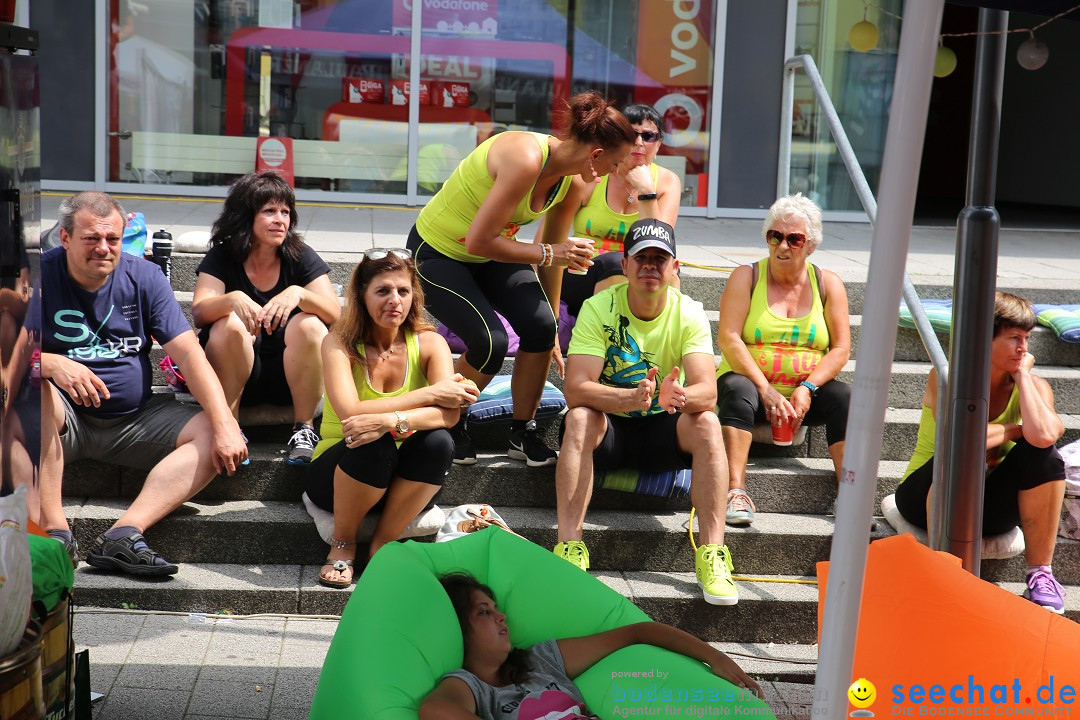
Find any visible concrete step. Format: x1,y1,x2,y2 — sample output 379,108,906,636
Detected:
460,407,1080,462
700,310,1080,368
62,500,1080,586
163,252,1080,315
63,449,904,513
68,561,819,644
67,556,1080,646
837,360,1080,415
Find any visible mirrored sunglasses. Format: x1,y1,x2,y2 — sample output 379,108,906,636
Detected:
360,247,412,264
765,230,808,249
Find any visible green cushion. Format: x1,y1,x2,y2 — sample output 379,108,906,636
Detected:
1034,304,1080,343
898,299,953,333
310,529,774,719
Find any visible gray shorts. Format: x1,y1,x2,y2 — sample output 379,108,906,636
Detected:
59,392,203,470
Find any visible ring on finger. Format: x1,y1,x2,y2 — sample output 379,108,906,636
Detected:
346,435,354,444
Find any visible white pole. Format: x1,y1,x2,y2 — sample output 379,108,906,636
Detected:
811,1,944,716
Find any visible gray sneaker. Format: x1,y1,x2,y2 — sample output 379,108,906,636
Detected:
725,488,756,526
287,423,319,465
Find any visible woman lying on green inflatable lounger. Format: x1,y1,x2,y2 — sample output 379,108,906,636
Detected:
420,573,762,719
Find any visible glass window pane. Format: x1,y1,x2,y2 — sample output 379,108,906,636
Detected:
106,0,720,207
108,0,409,193
790,0,901,212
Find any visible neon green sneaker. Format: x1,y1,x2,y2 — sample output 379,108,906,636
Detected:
695,544,738,606
553,540,590,571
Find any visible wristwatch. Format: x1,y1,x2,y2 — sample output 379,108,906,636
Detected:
637,192,659,202
799,380,820,397
394,410,411,436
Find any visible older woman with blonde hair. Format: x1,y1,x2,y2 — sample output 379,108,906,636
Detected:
715,194,851,526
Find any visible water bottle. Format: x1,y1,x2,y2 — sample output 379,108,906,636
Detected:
151,229,173,283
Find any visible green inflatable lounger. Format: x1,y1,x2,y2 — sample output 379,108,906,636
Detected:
310,528,774,719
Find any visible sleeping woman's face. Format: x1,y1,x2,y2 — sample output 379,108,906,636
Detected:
465,591,512,659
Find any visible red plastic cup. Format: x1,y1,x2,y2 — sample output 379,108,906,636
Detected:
566,237,596,275
772,416,794,446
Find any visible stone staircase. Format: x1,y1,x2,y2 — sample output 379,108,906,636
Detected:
61,254,1080,683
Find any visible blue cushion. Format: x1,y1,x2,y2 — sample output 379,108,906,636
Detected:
597,467,691,499
1034,304,1080,343
466,374,566,425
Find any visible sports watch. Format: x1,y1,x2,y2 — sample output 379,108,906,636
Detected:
798,380,820,397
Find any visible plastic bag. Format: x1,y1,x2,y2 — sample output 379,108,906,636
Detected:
122,211,147,257
1058,439,1080,540
435,504,523,543
158,354,188,393
0,485,33,656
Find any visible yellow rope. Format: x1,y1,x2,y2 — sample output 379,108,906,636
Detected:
678,261,735,274
688,506,819,586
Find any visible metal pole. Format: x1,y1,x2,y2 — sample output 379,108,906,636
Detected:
776,64,795,199
935,9,1008,571
811,1,944,716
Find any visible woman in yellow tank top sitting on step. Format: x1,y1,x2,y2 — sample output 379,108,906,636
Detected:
405,92,636,468
714,194,852,528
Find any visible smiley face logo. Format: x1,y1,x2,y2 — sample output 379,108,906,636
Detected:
848,678,877,709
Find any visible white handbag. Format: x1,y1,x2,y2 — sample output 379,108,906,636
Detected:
435,504,522,543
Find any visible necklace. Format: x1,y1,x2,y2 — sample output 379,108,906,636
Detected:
367,342,397,364
611,174,634,206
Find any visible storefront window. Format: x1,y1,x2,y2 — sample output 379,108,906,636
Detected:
107,0,719,206
790,0,901,212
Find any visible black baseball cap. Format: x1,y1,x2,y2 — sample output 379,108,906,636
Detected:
624,218,676,258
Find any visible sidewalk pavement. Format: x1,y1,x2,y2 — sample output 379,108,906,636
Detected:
41,192,1080,289
73,609,818,719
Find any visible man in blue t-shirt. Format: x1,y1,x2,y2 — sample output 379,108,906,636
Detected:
552,219,738,606
35,191,247,576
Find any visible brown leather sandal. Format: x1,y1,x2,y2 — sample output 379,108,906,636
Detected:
318,558,355,589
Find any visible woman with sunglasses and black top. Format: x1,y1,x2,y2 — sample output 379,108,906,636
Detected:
406,92,636,467
715,194,851,527
537,104,683,327
306,249,481,588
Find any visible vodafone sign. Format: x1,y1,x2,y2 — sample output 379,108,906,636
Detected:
635,0,714,170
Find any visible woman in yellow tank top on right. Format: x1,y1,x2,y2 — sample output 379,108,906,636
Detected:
715,194,851,528
895,292,1067,614
537,104,682,323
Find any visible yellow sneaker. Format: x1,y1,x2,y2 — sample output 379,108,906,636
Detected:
553,540,590,571
696,544,738,606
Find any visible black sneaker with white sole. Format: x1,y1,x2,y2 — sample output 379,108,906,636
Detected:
452,423,477,466
508,419,558,467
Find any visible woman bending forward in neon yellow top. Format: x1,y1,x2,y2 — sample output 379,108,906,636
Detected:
406,92,636,468
538,103,683,326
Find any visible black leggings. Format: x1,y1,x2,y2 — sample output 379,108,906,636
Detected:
716,371,850,446
305,429,454,513
561,251,624,317
895,438,1065,536
407,226,556,375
